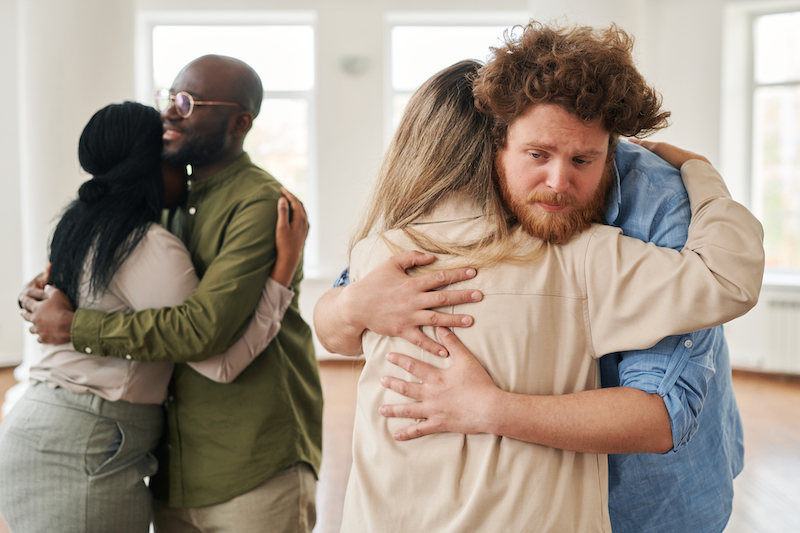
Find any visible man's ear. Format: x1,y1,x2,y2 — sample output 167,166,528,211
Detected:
230,111,254,138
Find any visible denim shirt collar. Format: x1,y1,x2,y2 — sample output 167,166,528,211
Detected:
603,157,623,227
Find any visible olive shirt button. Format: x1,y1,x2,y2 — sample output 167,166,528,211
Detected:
84,347,92,354
125,354,132,360
188,207,196,215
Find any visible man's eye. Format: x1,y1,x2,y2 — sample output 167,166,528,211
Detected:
530,153,542,159
574,158,588,165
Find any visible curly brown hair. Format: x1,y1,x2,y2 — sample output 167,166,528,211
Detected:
473,21,670,155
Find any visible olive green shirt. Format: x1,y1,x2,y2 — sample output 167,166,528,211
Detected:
71,154,323,507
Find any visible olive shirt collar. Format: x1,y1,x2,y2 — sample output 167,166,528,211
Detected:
187,153,253,194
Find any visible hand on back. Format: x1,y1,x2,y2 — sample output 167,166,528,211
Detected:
342,251,483,357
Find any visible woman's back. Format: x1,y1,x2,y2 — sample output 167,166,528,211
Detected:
345,197,611,532
31,223,198,404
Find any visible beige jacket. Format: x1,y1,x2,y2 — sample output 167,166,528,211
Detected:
342,160,764,532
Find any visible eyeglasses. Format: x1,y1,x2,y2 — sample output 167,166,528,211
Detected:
154,89,244,118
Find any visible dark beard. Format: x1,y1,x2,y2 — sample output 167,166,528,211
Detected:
162,115,230,167
498,163,613,244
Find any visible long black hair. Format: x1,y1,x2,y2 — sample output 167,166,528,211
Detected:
48,102,165,308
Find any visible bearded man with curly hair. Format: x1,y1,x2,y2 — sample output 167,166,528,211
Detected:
454,23,743,532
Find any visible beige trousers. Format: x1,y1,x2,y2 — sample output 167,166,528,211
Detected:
153,462,316,533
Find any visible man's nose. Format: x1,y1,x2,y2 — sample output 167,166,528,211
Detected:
162,101,181,121
544,162,571,193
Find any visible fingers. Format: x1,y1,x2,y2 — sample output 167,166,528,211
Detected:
627,137,655,151
19,270,49,307
279,186,300,204
397,328,448,357
394,312,476,357
392,420,439,441
379,400,425,419
280,187,309,231
19,294,38,314
33,270,48,290
21,288,46,304
379,375,425,402
385,352,436,381
412,310,474,330
391,250,437,271
418,289,482,310
415,267,478,292
277,196,289,223
436,327,469,359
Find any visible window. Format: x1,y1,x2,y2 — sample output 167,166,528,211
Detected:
751,11,800,271
149,23,315,202
722,3,800,277
386,14,526,140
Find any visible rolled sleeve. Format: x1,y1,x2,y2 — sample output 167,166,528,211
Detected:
618,328,717,453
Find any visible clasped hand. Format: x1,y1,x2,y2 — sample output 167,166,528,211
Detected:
379,327,500,441
18,266,74,345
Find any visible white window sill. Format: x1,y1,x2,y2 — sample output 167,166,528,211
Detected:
763,270,800,291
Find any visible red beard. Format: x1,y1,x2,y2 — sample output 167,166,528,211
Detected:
498,164,614,244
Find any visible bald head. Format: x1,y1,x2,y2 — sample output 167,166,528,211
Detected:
180,55,263,117
162,55,262,177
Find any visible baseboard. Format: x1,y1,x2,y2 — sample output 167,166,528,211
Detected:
732,367,800,385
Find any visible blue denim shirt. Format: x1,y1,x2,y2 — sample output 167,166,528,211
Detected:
335,141,744,532
601,141,743,533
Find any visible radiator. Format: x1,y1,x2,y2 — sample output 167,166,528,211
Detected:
766,298,800,374
725,289,800,374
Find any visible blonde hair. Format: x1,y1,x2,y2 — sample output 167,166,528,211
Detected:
349,60,541,270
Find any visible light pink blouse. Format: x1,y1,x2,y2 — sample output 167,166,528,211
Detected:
29,224,293,404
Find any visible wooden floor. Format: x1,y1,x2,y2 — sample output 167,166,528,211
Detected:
0,362,798,533
0,367,15,533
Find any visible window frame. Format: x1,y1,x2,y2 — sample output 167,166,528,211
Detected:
383,11,528,146
721,0,800,282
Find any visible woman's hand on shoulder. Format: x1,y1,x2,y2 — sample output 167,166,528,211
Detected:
271,187,309,287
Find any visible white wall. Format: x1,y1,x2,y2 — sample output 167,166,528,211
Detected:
1,0,796,368
0,0,23,366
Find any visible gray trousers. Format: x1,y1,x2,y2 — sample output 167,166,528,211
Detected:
0,382,163,533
